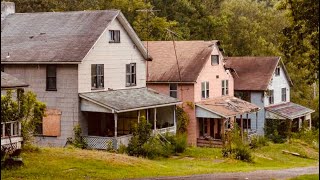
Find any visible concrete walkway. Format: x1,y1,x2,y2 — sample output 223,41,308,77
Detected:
132,166,319,180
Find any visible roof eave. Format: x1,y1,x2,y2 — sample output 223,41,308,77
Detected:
1,61,81,64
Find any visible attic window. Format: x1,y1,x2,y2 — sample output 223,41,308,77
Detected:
275,66,280,76
211,55,219,65
109,30,120,43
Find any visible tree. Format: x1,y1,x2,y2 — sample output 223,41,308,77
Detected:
1,90,46,145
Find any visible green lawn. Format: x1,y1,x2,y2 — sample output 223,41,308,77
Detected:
1,141,319,180
289,174,319,180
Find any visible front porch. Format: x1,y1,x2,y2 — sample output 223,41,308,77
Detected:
79,88,181,150
1,121,23,152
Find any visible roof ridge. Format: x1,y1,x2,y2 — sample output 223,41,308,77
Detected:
13,9,120,15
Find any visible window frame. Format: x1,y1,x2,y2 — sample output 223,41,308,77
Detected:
91,64,104,90
269,90,274,104
222,80,229,96
201,81,209,99
235,91,251,102
275,66,280,76
46,65,57,91
211,55,219,65
109,30,120,43
169,83,178,98
126,63,137,87
281,88,286,102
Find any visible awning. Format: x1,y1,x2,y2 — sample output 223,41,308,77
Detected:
79,87,181,113
195,96,260,118
265,102,314,120
1,72,29,89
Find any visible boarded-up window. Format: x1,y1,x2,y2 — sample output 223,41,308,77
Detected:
39,109,61,136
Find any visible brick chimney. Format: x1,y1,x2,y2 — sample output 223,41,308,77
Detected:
1,2,15,20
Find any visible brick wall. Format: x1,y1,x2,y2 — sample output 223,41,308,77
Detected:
4,64,79,147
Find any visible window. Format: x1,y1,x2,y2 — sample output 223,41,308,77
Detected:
211,55,219,65
235,91,251,102
46,65,57,91
35,109,61,136
126,63,136,86
236,118,251,129
199,118,208,136
222,80,229,95
1,65,4,72
91,64,104,89
282,88,286,102
275,66,280,76
268,90,274,104
109,30,120,43
201,81,209,98
169,84,178,98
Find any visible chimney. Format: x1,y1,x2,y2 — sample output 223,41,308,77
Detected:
1,2,15,20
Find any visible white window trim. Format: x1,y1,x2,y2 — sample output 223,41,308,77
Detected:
201,81,209,99
169,84,178,98
222,80,229,96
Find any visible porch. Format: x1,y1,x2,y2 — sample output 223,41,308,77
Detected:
1,121,23,152
195,96,260,147
79,88,181,150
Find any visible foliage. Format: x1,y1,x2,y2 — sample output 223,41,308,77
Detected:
1,90,46,145
117,143,127,154
222,123,253,162
127,116,152,157
249,135,269,149
67,124,87,149
176,106,190,134
291,127,319,149
264,118,288,143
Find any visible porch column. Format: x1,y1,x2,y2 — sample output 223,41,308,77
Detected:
240,115,243,140
309,119,312,130
146,109,149,122
18,121,22,136
256,112,258,132
246,113,249,134
222,119,226,140
138,110,140,123
173,105,177,133
298,118,302,130
114,113,118,138
154,108,157,131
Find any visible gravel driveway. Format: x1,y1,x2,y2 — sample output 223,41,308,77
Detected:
132,165,319,180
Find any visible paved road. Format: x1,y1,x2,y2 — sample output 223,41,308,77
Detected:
132,166,319,180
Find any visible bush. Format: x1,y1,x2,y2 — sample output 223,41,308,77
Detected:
173,133,188,153
117,144,127,154
176,106,190,134
249,135,269,149
67,124,87,149
143,136,173,159
234,146,253,162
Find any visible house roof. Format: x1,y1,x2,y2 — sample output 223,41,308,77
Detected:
144,41,219,82
1,10,150,64
225,57,293,91
79,87,181,113
1,72,28,88
196,96,260,118
265,102,314,120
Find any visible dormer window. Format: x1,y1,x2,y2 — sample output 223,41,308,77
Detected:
275,66,280,76
109,30,120,43
211,55,219,65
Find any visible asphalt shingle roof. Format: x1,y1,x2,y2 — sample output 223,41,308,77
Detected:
79,87,181,112
1,71,28,88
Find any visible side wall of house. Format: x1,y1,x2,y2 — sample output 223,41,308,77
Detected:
194,45,234,102
78,17,146,93
250,91,265,135
264,65,291,106
3,64,79,147
147,83,198,145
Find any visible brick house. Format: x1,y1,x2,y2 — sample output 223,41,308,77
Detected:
225,57,314,134
1,2,180,149
145,41,260,146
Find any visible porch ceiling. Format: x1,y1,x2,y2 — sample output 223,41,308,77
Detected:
79,87,181,113
265,102,314,120
195,96,260,118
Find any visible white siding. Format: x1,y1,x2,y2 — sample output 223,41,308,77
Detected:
78,17,146,93
264,65,290,106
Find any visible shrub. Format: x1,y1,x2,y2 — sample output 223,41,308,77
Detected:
143,136,173,159
172,133,188,153
233,146,253,162
118,144,127,154
249,135,269,149
67,124,87,149
176,106,190,134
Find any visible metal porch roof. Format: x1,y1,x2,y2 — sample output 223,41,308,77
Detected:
265,102,314,120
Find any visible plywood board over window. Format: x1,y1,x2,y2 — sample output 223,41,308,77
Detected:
43,109,61,137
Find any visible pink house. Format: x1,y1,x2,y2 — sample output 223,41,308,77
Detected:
145,41,260,146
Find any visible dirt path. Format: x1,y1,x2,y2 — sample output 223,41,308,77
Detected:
132,166,319,180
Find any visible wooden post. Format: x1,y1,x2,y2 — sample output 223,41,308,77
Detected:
10,122,13,136
256,112,258,132
309,119,312,130
114,113,118,138
154,108,157,131
240,115,243,140
298,118,302,130
221,119,226,140
288,119,292,139
146,109,149,122
138,110,140,123
18,121,21,136
246,113,249,134
2,123,5,137
173,105,177,133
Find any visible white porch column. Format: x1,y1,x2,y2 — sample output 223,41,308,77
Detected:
138,110,140,123
18,121,21,136
309,119,312,130
246,113,249,133
240,115,243,140
146,109,149,122
298,118,302,130
114,113,118,138
173,105,177,133
154,108,157,131
10,122,13,136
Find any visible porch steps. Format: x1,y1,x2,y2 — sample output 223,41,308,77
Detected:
197,138,223,148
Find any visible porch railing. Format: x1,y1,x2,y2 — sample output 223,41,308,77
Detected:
153,126,176,135
1,121,21,138
82,134,133,150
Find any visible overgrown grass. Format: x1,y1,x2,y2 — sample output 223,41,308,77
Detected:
289,174,319,180
1,141,318,180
